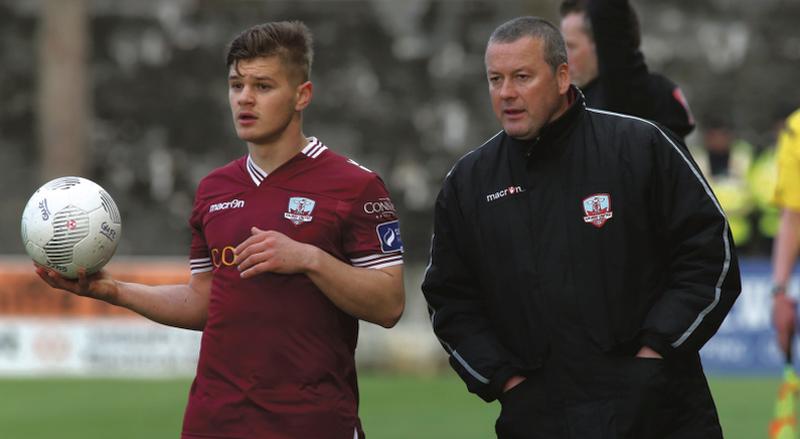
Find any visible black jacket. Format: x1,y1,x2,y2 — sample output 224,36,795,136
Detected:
421,89,740,402
584,0,695,138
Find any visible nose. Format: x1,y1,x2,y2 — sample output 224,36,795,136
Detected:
237,85,255,106
498,79,517,100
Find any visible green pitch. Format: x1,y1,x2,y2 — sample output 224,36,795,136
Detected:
0,374,781,438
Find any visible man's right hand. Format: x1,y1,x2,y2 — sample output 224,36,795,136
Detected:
35,264,120,305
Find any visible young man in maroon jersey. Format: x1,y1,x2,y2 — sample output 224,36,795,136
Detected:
35,21,404,439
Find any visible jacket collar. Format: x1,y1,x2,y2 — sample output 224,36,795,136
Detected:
506,85,585,159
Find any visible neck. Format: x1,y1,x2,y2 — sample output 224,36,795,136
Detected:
247,120,307,174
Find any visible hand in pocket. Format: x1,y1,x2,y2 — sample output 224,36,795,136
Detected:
615,357,668,438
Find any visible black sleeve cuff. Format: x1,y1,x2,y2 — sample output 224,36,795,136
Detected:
487,365,521,402
639,330,674,358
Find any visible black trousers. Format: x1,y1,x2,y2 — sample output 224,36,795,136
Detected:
495,353,723,439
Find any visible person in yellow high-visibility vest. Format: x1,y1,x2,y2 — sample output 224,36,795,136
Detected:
694,117,755,248
770,108,800,439
750,147,780,242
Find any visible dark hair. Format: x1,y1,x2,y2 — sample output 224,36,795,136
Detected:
559,0,641,48
488,16,567,71
225,21,314,83
559,0,594,40
559,0,589,17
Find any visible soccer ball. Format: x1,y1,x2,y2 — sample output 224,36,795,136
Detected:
21,176,122,279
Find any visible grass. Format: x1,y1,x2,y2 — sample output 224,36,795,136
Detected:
0,374,783,438
0,377,189,439
709,376,780,439
359,373,499,438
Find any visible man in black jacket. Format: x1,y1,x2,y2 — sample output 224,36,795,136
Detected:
422,16,740,438
560,0,695,139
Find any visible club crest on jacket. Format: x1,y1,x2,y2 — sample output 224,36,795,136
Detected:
582,193,613,228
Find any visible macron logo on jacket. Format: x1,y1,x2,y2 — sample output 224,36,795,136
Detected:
485,186,526,202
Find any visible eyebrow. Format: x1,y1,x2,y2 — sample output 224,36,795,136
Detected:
228,74,276,82
487,67,532,75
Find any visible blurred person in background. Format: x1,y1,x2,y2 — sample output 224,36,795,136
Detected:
422,16,740,438
771,108,800,372
34,20,404,439
693,115,756,250
559,0,695,139
748,110,790,252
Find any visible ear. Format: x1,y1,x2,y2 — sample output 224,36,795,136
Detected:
556,63,570,95
295,81,313,111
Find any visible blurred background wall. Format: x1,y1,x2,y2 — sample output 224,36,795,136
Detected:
1,0,800,376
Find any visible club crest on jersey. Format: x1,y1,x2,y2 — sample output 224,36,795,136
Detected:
284,197,316,225
582,193,613,228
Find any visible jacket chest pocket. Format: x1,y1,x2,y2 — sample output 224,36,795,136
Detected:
474,195,533,263
572,181,654,271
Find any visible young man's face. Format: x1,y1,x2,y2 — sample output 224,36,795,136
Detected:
227,56,311,145
485,36,570,140
560,13,598,88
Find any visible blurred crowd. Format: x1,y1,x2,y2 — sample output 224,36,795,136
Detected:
2,0,800,261
691,107,798,256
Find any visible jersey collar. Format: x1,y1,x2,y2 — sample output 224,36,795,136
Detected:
246,137,326,186
246,155,268,186
300,136,327,158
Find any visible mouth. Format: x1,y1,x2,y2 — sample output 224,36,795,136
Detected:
237,112,258,125
503,108,525,118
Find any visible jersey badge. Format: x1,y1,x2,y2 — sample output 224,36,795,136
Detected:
284,197,316,225
582,193,613,228
376,220,403,253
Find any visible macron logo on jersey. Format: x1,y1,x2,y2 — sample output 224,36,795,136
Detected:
209,199,245,213
376,220,403,253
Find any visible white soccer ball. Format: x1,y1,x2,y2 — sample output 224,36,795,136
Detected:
21,176,122,279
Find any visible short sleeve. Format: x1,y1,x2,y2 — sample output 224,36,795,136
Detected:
774,111,800,211
188,191,213,274
343,176,404,269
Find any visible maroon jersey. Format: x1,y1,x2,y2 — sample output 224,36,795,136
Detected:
182,138,403,439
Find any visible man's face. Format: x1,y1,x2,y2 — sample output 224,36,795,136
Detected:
485,36,570,140
228,56,311,145
560,13,598,88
